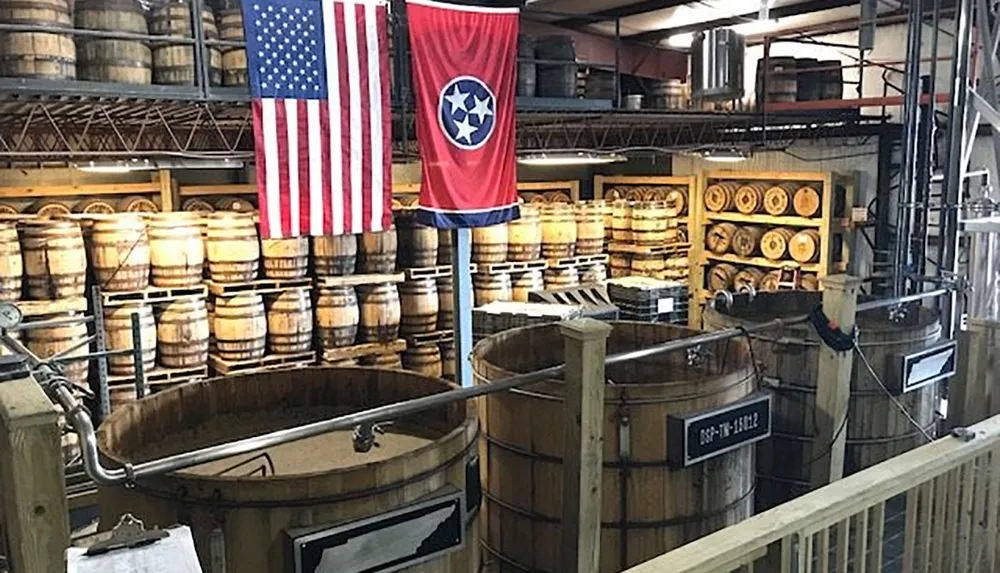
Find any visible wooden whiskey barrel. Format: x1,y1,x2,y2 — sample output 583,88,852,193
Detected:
156,298,209,368
610,253,630,278
473,322,754,572
104,304,156,376
733,267,766,292
793,185,822,218
312,234,357,276
181,198,214,213
602,201,614,241
580,263,607,283
150,1,221,85
217,7,246,86
358,230,397,273
0,222,22,301
357,283,401,342
440,341,455,381
789,229,821,263
760,227,796,261
358,352,402,368
437,275,453,328
705,222,738,254
395,211,438,268
0,0,75,79
734,183,768,214
265,289,312,354
314,286,359,349
33,200,71,218
25,313,89,384
760,270,782,292
631,201,668,246
437,229,453,264
708,263,738,291
543,266,578,289
148,213,203,287
512,270,543,302
89,214,150,291
213,294,266,361
205,212,259,283
22,219,87,299
630,253,663,277
763,183,797,216
507,205,542,261
731,225,765,258
97,367,480,573
704,182,739,212
119,196,159,213
540,204,576,259
759,57,797,105
74,198,116,215
402,345,442,379
473,273,512,307
663,187,688,217
800,273,819,291
260,238,308,279
574,201,605,256
704,293,941,509
611,200,632,242
213,197,254,212
75,0,151,84
398,278,438,336
472,224,508,264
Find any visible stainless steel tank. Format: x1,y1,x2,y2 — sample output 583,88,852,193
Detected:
691,27,745,101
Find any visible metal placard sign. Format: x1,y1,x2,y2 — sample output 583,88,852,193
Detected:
289,488,464,573
892,341,957,394
667,392,772,468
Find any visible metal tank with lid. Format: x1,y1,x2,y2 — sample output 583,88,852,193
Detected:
691,27,746,101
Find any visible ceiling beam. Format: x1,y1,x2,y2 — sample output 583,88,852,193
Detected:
626,0,860,44
538,0,694,30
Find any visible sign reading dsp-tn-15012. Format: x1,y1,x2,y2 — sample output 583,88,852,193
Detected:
667,392,772,468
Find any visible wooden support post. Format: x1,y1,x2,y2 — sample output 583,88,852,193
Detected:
157,169,174,212
559,318,612,573
0,376,69,573
952,319,1000,427
810,274,861,488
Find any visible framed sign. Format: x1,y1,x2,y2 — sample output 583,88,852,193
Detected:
890,341,957,394
667,392,772,468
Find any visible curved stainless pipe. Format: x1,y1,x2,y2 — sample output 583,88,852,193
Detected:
24,288,952,485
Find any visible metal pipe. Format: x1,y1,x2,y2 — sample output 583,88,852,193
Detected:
0,23,195,44
931,168,990,182
34,288,953,485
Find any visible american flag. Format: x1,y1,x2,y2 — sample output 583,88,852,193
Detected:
243,0,392,238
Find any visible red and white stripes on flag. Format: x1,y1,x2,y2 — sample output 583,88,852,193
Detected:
247,0,392,239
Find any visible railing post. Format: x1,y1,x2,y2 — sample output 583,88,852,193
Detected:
559,318,613,573
810,274,862,488
0,375,69,573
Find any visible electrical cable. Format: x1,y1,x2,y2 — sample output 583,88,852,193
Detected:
853,339,935,443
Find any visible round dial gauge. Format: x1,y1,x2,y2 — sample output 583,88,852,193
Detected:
0,303,23,330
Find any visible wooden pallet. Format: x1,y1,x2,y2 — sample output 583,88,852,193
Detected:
206,277,312,296
608,242,691,256
101,285,207,307
321,339,406,362
107,364,209,388
405,330,454,347
548,254,609,269
316,273,405,287
16,296,88,317
472,260,548,274
209,351,316,375
404,266,453,280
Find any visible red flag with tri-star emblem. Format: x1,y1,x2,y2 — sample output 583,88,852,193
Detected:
407,0,519,228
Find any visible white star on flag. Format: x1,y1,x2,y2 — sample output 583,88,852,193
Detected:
469,94,493,124
453,116,477,143
443,85,469,114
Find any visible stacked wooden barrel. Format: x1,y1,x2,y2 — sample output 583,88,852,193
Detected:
216,1,246,86
214,294,267,361
315,285,359,349
150,0,222,86
89,214,150,291
507,205,541,261
472,224,508,264
105,303,157,375
312,234,357,276
0,0,76,79
358,230,397,273
574,201,604,255
75,0,152,84
156,298,209,367
540,204,576,258
357,283,401,342
395,210,438,268
205,212,259,282
264,289,312,354
22,219,87,299
261,238,309,279
148,213,204,286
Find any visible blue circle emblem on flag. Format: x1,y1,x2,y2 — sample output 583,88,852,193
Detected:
438,76,496,151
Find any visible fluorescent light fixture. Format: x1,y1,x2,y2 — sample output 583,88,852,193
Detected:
666,32,694,48
731,18,779,36
518,152,626,167
700,149,750,163
75,158,244,172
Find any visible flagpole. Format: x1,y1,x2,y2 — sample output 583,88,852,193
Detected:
450,228,474,387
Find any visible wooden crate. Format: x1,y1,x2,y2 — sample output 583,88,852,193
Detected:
689,170,858,328
321,339,407,362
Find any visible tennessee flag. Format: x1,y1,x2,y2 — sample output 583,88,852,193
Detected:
407,0,520,228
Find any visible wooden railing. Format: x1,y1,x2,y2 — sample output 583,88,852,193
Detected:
624,414,1000,573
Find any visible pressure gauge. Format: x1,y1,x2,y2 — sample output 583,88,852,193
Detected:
0,303,23,330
